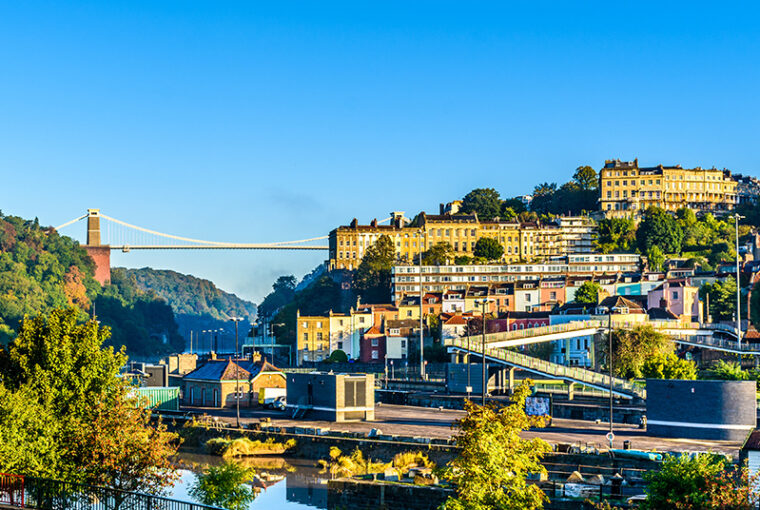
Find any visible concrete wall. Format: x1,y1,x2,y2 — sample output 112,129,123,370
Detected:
646,379,756,440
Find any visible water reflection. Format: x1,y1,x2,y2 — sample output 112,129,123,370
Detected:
170,452,328,509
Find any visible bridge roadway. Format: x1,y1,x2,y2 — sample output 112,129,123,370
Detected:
477,320,760,355
443,337,645,399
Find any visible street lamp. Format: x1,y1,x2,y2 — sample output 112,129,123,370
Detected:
229,317,244,429
602,305,620,447
476,298,493,406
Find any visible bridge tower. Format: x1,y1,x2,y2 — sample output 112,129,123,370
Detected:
84,209,111,285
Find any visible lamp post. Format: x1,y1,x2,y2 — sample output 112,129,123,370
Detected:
229,317,244,428
477,299,493,406
734,214,745,360
604,305,620,447
466,317,471,398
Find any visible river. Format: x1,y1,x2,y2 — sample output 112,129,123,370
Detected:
168,452,329,509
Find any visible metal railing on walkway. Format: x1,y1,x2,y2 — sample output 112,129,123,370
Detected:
0,474,223,510
444,337,645,399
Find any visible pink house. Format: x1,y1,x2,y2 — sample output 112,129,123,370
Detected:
646,280,701,322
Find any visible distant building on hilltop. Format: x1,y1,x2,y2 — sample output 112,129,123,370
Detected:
599,158,739,218
328,211,597,270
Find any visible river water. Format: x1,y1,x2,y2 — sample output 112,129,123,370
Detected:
168,452,329,509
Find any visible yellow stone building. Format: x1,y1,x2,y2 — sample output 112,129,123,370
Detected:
296,311,331,364
329,205,596,269
600,159,738,218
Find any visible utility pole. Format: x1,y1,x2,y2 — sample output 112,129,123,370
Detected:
419,228,425,379
189,330,193,355
230,317,244,428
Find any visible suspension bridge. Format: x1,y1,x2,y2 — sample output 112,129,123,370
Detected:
54,208,342,284
56,209,332,251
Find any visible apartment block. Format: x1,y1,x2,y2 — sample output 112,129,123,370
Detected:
328,207,597,270
600,159,738,218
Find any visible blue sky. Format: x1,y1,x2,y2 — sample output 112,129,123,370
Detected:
1,2,758,302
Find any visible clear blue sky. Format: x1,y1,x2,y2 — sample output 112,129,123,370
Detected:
1,2,758,303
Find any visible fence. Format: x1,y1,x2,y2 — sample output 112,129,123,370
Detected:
0,474,223,510
0,473,24,507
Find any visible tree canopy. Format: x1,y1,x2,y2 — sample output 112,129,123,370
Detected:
636,207,684,254
602,325,674,379
641,353,697,380
354,235,396,304
461,188,503,220
423,242,455,265
700,278,737,322
473,237,504,261
0,309,177,491
441,381,551,510
574,281,601,305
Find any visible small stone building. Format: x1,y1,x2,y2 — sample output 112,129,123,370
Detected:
183,356,285,408
286,372,374,422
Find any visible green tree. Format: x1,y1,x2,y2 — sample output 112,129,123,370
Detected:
596,218,637,253
190,462,256,510
441,381,551,510
602,325,673,379
574,281,601,305
0,309,178,490
454,255,473,265
647,245,665,272
461,188,502,220
423,242,455,265
502,198,526,215
573,165,598,190
700,278,737,322
636,207,684,254
354,235,396,303
327,349,348,363
706,360,748,380
641,353,697,380
473,237,504,261
641,453,756,510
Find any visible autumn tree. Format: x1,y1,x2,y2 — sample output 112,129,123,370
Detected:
0,309,178,492
441,381,551,510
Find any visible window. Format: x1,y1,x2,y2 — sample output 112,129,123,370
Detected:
672,291,679,299
302,322,307,328
550,291,556,300
316,332,323,341
371,350,379,359
359,317,365,324
337,341,343,350
401,340,406,348
407,310,412,317
316,322,322,328
303,333,308,341
371,338,379,346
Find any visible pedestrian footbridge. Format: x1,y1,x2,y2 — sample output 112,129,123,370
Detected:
443,337,645,399
477,320,758,355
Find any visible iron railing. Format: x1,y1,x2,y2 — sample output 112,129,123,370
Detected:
444,337,646,398
1,474,223,510
0,473,24,507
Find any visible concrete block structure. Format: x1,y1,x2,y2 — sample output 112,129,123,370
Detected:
286,372,374,422
646,379,756,441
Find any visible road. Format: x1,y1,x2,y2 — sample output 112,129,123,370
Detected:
184,403,743,456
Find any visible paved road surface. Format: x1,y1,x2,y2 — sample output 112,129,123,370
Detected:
188,403,742,456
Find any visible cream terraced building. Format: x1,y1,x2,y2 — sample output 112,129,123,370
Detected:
600,158,738,218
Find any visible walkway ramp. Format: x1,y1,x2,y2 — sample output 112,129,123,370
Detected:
444,337,644,399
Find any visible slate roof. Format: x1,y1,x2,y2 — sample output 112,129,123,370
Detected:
743,429,760,451
184,359,281,382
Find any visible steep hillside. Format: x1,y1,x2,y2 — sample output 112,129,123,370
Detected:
120,268,256,342
0,211,183,356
